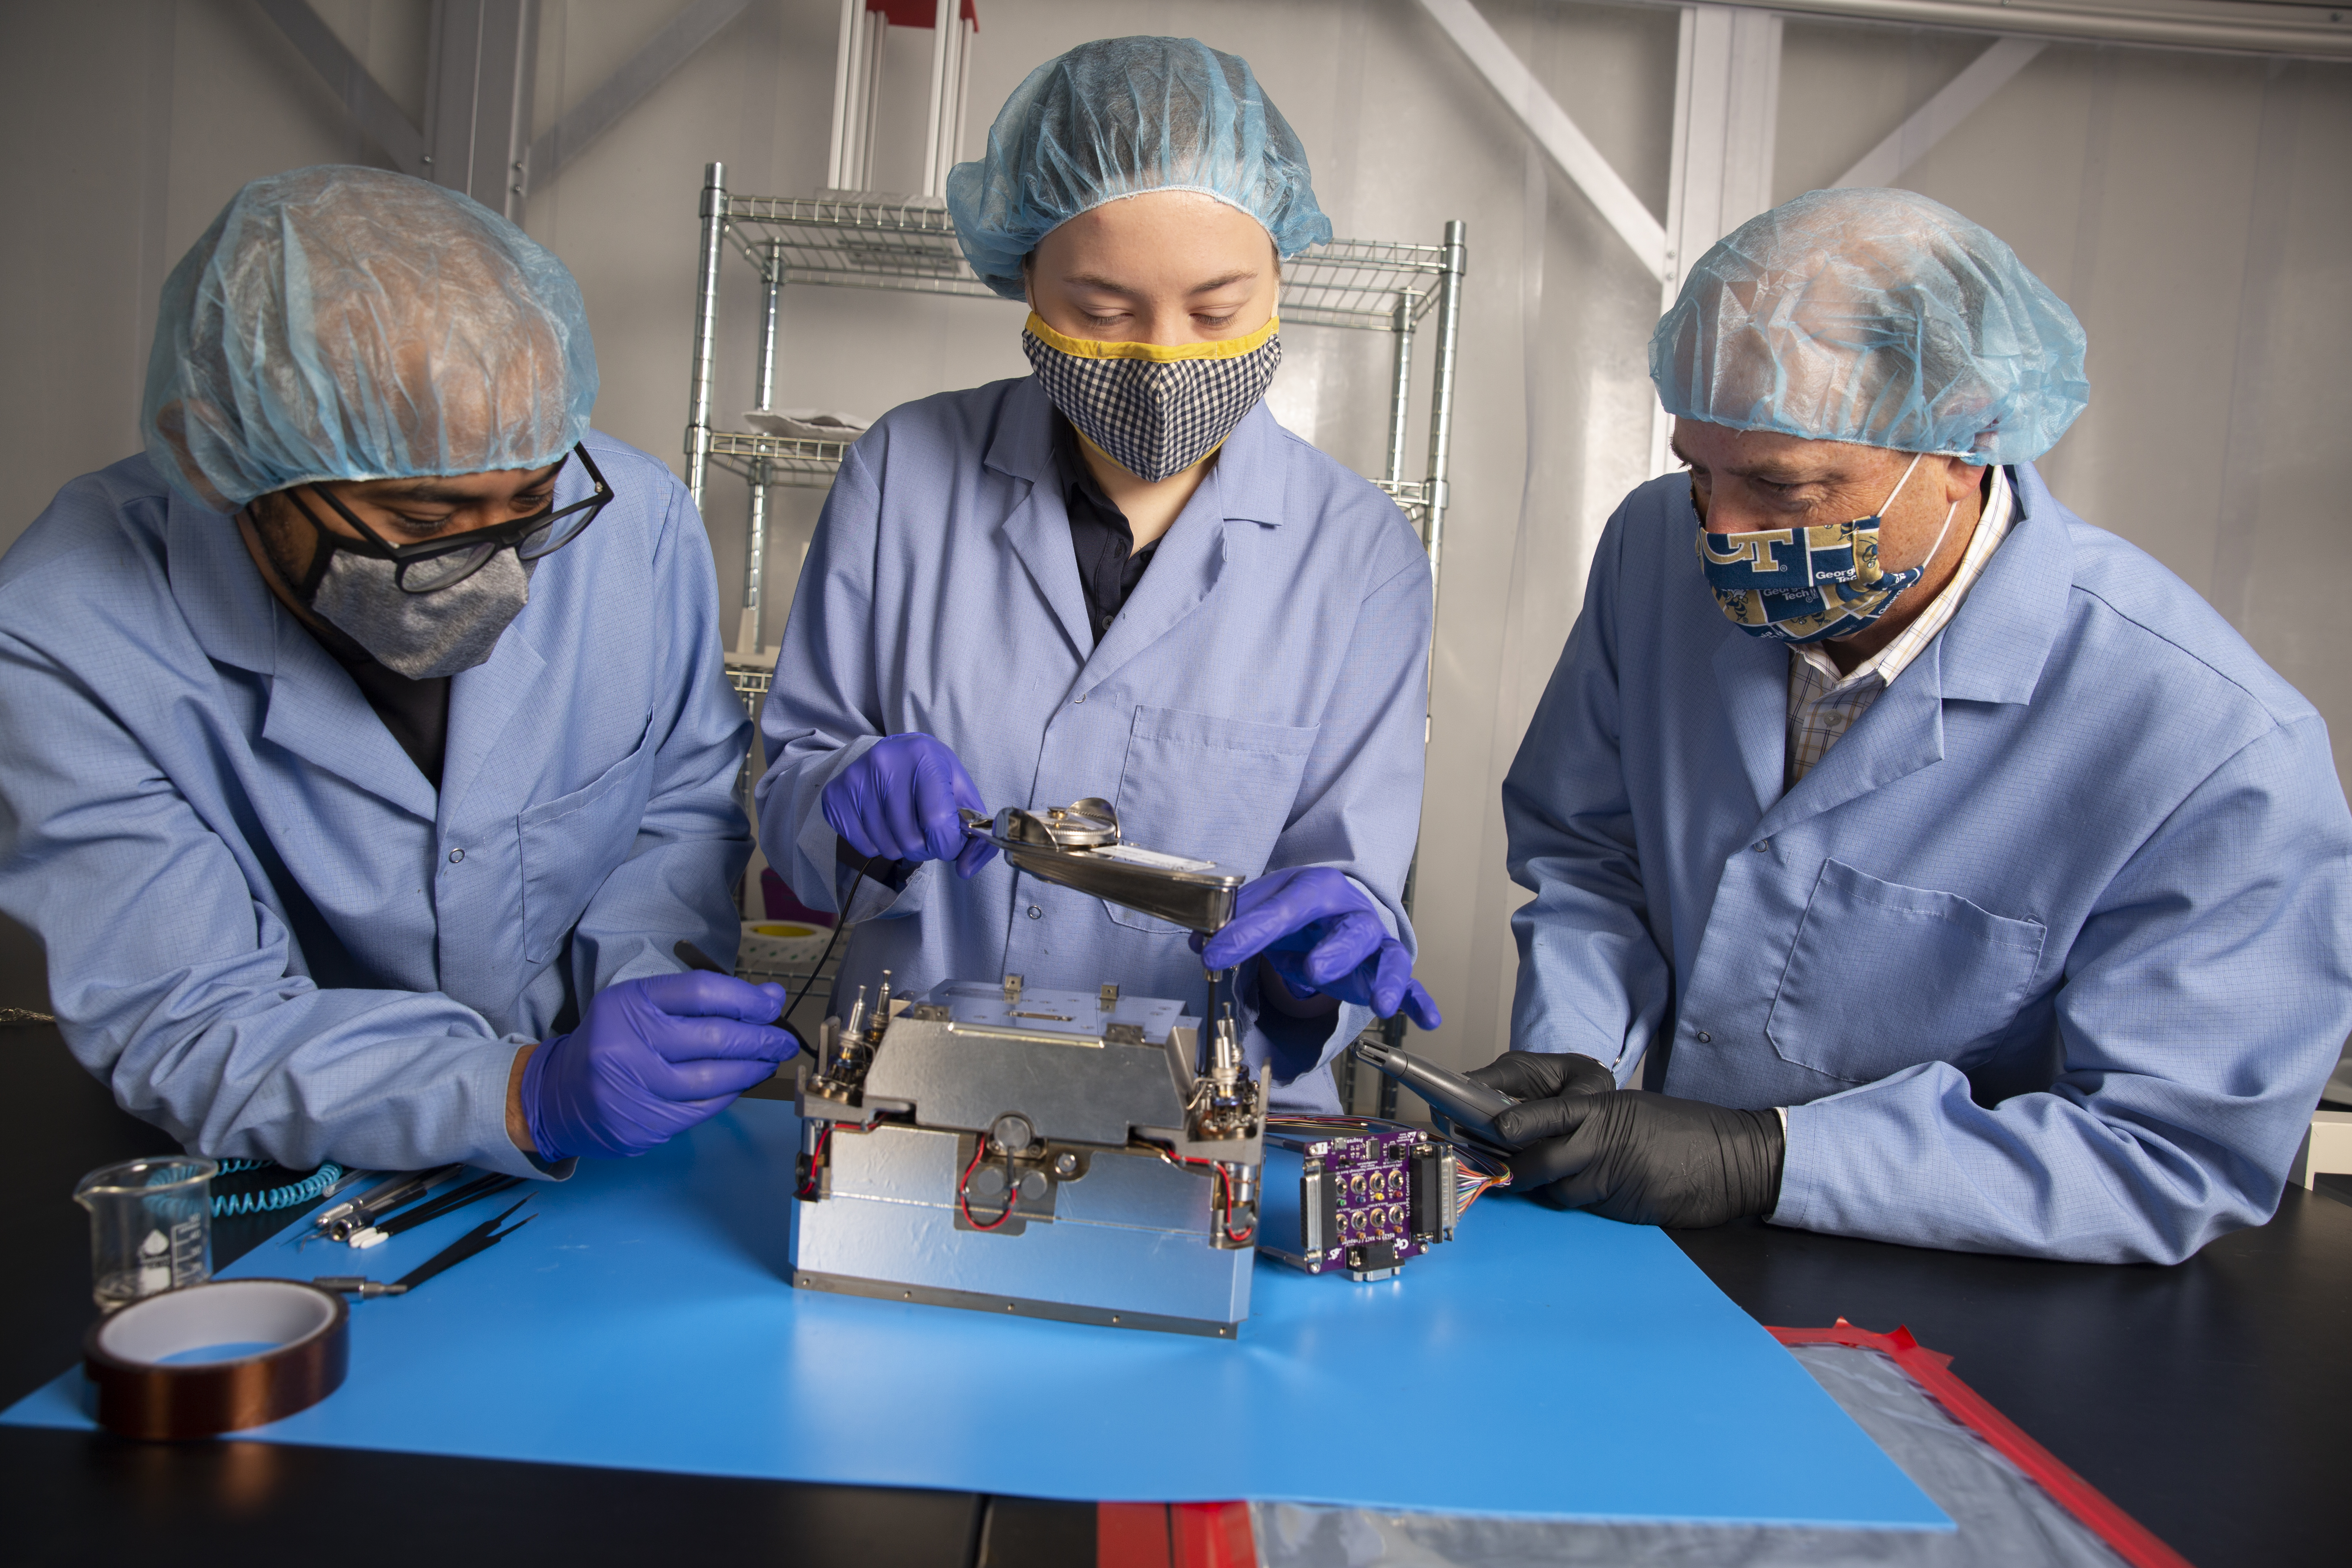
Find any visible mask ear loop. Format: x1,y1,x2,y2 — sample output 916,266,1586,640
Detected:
1912,499,1960,578
1869,452,1958,581
1873,451,1926,517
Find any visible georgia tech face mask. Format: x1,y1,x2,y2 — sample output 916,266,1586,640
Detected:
1021,312,1281,483
1694,452,1956,644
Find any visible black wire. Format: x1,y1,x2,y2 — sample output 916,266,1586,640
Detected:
780,861,871,1056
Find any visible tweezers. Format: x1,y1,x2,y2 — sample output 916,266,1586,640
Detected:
314,1196,535,1298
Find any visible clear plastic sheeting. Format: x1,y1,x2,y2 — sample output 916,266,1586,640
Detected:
1650,188,2089,465
142,166,599,511
946,36,1333,300
1254,1343,2130,1568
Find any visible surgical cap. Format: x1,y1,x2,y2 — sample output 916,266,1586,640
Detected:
947,37,1333,301
142,165,598,511
1650,187,2087,464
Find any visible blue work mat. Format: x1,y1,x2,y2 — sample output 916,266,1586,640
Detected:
5,1101,1947,1528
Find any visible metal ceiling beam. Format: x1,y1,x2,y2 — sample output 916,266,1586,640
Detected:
1833,36,2048,187
1651,4,1784,475
426,0,539,221
525,0,751,194
1663,3,1782,306
1416,0,1670,280
1601,0,2352,61
255,0,428,176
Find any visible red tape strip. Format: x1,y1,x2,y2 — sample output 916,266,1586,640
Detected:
1769,1320,2195,1568
1097,1501,1255,1568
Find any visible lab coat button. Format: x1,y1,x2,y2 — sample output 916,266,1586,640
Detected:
1693,1029,1712,1043
1074,693,1086,704
448,848,464,863
1753,840,1770,853
1027,905,1042,920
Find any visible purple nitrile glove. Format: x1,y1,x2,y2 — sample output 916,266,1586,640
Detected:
821,732,997,878
523,972,795,1160
1194,866,1442,1030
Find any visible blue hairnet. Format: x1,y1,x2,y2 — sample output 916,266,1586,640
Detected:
143,166,598,511
1650,188,2087,464
947,37,1333,301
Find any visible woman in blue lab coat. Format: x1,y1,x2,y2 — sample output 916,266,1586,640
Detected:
0,169,795,1178
756,39,1439,1106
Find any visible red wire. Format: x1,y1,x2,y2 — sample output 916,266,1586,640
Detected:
958,1133,1020,1231
1218,1161,1255,1245
796,1124,834,1198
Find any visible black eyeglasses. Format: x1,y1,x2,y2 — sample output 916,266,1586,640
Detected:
295,444,615,594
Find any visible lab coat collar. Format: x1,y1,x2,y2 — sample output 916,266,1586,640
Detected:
1080,463,1235,690
1759,639,1947,837
166,488,439,824
1713,630,1788,821
438,609,548,822
1936,462,2072,706
167,489,282,676
990,379,1287,673
1743,462,2071,837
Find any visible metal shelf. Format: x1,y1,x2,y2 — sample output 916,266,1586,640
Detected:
705,430,854,492
714,194,1450,332
724,660,772,717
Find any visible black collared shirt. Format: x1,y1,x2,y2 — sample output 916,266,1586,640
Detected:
1053,413,1158,644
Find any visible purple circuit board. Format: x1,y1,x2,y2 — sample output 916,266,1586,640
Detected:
1259,1123,1457,1282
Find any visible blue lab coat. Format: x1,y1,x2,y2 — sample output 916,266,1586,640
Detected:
755,377,1432,1107
1505,463,2352,1262
0,434,751,1176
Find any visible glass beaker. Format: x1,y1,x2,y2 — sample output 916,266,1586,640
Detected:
74,1156,218,1311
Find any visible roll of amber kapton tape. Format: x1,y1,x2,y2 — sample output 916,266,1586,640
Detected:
83,1278,349,1439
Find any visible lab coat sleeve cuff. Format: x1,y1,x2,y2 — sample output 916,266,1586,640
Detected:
454,1040,568,1181
836,851,931,922
787,735,880,911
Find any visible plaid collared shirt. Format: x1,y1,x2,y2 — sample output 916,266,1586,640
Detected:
1784,467,2015,790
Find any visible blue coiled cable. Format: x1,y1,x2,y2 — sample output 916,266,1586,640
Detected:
210,1158,347,1218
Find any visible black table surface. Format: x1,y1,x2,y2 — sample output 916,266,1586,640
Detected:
4,1017,2345,1568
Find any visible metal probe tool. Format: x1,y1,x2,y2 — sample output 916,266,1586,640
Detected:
1352,1038,1521,1145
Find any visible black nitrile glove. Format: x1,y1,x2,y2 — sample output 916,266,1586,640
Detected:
1491,1089,1784,1229
1465,1049,1619,1106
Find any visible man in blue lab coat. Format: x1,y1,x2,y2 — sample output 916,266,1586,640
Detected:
1479,188,2352,1262
0,168,795,1178
758,39,1440,1107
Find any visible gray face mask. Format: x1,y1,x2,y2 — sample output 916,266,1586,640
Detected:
305,544,536,679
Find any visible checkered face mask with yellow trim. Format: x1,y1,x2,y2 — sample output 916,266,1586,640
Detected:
1022,312,1282,483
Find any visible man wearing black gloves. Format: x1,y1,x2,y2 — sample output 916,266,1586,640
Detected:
1480,189,2352,1263
1468,1053,1782,1229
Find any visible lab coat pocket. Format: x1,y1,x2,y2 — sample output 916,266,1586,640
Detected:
515,725,659,964
1107,706,1319,933
1766,858,2046,1084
